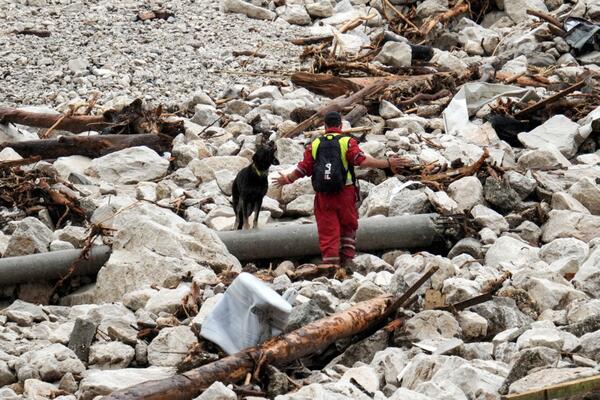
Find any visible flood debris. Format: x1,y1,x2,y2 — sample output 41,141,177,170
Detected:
0,0,600,399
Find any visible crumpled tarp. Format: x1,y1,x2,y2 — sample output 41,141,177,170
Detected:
564,17,600,52
443,82,538,137
200,272,293,355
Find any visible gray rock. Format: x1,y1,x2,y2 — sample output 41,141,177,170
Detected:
17,344,85,382
518,147,571,170
447,176,484,212
279,5,311,25
275,138,304,165
457,311,488,339
401,310,461,342
350,280,385,302
222,0,276,20
551,192,591,214
542,210,600,243
389,190,432,216
573,244,600,297
286,300,327,332
68,57,89,74
485,235,540,269
328,330,388,368
145,285,191,315
86,147,169,185
68,318,97,362
3,300,48,326
374,41,412,68
416,0,449,18
484,177,521,213
579,330,600,361
508,367,597,394
516,328,564,351
568,177,600,215
505,0,548,22
471,297,533,337
191,104,220,126
471,204,509,234
194,381,237,400
505,171,536,200
0,360,16,387
147,326,196,367
189,155,249,183
306,1,334,17
89,342,135,370
285,194,314,217
499,347,559,394
518,115,582,158
4,217,53,257
79,367,174,400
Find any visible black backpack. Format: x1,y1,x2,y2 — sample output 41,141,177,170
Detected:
312,134,354,193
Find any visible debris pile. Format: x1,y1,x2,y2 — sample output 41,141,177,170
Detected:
0,0,599,399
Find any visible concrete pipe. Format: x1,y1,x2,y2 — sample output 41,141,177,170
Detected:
0,245,111,287
217,214,442,261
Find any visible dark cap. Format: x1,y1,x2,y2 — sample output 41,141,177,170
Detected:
324,111,342,127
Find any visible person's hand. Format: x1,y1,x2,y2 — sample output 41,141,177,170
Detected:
272,172,291,188
388,156,412,174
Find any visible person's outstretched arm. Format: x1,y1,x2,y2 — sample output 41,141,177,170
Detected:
358,154,412,171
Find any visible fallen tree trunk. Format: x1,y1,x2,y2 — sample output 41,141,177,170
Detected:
103,266,438,400
0,134,173,159
0,108,107,134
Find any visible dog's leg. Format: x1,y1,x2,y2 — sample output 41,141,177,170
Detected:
243,202,252,230
252,200,262,229
236,199,245,230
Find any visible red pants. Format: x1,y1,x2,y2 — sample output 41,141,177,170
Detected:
314,186,358,265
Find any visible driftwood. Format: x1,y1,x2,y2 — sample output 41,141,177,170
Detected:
420,1,470,36
514,80,586,119
526,9,565,32
0,108,106,134
282,80,390,138
495,72,549,88
0,134,173,160
0,99,184,137
0,156,41,170
396,89,452,107
103,267,438,400
14,29,51,37
291,72,363,98
344,105,368,126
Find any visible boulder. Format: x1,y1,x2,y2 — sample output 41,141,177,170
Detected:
485,236,540,270
517,276,588,313
401,310,461,342
340,365,381,394
359,177,405,217
370,347,411,386
144,285,191,315
286,300,327,332
471,204,509,234
3,300,48,326
505,0,548,22
499,347,559,394
517,147,571,170
471,297,533,337
389,190,432,216
53,155,92,179
508,367,597,394
191,104,219,126
194,381,237,400
279,5,311,25
88,342,135,370
551,192,591,214
518,115,582,158
542,210,600,243
568,177,600,215
275,138,304,165
579,330,600,361
285,194,314,216
306,1,334,18
78,367,174,400
447,176,484,212
0,360,16,387
23,379,61,398
457,311,488,339
416,0,449,18
505,171,537,199
189,156,249,183
374,41,412,68
281,177,315,204
85,147,169,184
573,245,600,297
4,217,53,257
17,344,85,382
147,326,196,367
516,328,564,351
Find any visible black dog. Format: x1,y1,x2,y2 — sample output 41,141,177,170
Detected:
232,141,279,230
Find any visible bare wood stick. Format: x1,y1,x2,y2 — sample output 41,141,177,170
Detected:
501,375,600,400
382,0,419,30
495,71,549,88
513,80,586,119
420,1,469,36
303,126,372,136
396,89,452,107
526,9,565,32
232,50,267,58
14,29,51,37
282,80,390,138
40,114,67,139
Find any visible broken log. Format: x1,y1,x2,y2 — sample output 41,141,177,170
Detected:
291,72,363,98
0,134,173,159
0,156,41,170
343,105,368,126
103,267,439,400
514,80,587,119
0,107,107,134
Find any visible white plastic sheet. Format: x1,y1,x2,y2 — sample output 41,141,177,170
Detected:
443,83,538,137
200,272,293,355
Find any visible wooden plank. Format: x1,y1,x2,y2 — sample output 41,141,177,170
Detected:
502,375,600,400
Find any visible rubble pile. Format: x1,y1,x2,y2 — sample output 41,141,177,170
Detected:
0,0,599,399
